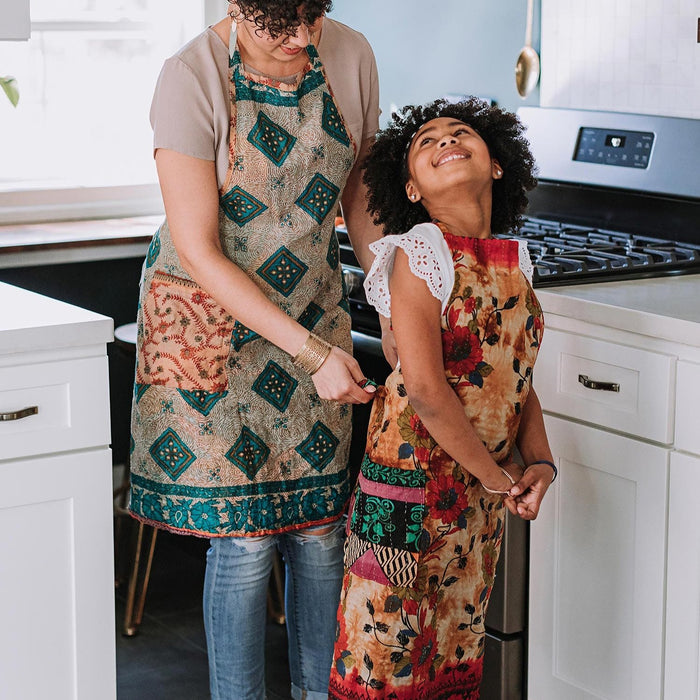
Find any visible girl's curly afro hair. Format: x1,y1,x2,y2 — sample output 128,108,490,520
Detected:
228,0,332,39
362,97,538,236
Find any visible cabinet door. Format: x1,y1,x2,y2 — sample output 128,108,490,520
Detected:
665,451,700,700
529,416,668,700
0,449,116,700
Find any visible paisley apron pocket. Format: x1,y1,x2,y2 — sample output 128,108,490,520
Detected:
136,271,234,392
344,454,425,588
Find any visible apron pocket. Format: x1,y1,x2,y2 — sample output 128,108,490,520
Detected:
345,458,425,588
136,271,234,392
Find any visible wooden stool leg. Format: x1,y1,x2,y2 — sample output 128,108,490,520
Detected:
267,551,286,625
122,523,158,637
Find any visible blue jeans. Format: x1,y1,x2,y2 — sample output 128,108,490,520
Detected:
203,519,345,700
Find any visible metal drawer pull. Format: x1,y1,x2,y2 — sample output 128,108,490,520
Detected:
0,406,39,421
578,374,620,393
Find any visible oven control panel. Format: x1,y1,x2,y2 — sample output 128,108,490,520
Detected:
573,127,654,169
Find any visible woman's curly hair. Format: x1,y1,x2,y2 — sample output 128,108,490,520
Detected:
362,97,538,236
228,0,332,39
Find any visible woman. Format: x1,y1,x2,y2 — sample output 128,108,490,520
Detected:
328,98,556,699
128,2,390,698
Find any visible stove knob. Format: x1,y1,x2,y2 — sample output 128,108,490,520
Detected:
342,267,363,297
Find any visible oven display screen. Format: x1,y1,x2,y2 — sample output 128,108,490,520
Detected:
573,127,654,169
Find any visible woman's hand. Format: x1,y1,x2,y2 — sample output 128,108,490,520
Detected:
311,346,377,404
507,463,554,520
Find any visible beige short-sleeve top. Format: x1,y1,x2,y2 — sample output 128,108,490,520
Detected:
150,17,380,189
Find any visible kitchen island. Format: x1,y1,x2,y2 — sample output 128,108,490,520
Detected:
0,281,116,700
530,274,700,700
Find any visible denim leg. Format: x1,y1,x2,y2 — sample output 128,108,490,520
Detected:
280,520,345,700
203,535,277,700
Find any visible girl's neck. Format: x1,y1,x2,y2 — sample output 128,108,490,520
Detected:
428,202,492,239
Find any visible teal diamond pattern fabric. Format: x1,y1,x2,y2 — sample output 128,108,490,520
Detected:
149,428,197,481
321,92,350,146
256,246,309,297
326,229,339,270
134,383,149,403
252,360,298,412
295,173,340,224
226,427,271,480
247,111,297,166
298,302,325,331
146,228,161,268
177,389,228,416
231,321,261,352
221,186,269,226
296,421,340,472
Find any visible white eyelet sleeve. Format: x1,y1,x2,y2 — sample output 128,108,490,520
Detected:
363,223,455,318
515,239,534,283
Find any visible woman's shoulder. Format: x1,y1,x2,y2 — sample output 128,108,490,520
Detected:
320,17,374,54
165,26,228,76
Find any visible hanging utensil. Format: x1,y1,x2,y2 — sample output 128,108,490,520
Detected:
515,0,540,98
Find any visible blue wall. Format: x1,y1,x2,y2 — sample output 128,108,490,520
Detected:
329,0,540,124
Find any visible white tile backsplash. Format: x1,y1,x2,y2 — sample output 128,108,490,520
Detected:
541,0,700,118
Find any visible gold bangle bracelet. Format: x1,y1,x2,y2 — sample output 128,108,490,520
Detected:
292,333,332,375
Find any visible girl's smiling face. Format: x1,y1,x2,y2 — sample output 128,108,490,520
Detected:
404,117,502,205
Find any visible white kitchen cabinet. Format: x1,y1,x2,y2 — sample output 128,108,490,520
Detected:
0,282,115,700
0,1,30,40
528,276,700,700
665,451,700,700
664,360,700,699
528,415,668,700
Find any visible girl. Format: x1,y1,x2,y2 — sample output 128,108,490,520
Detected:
329,98,556,699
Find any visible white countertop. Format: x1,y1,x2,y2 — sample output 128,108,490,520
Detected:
537,274,700,348
0,282,113,355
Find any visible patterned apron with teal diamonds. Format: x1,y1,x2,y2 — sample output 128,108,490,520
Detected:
129,28,356,537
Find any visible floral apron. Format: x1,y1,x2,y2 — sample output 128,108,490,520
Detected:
129,28,356,537
329,229,544,699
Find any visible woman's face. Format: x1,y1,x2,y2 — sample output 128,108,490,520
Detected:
234,5,324,65
404,117,502,205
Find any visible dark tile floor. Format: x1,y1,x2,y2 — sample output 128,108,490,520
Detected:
115,530,292,700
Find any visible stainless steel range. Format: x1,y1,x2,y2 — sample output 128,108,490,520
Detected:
508,107,700,287
340,106,700,700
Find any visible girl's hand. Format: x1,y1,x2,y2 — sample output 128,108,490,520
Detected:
508,463,553,520
311,346,377,404
497,461,525,517
482,461,523,498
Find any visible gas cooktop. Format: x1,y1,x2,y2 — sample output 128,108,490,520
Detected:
504,217,700,287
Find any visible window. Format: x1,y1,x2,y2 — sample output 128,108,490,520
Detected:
0,0,225,223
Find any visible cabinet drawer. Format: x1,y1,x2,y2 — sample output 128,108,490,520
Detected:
675,361,700,455
0,356,110,461
534,329,675,443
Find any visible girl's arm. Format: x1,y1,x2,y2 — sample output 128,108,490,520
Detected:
509,388,556,519
155,148,374,404
389,248,514,493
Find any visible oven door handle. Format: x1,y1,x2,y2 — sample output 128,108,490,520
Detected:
578,374,620,393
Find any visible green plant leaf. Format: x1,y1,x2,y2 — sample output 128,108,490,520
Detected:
1,76,19,107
